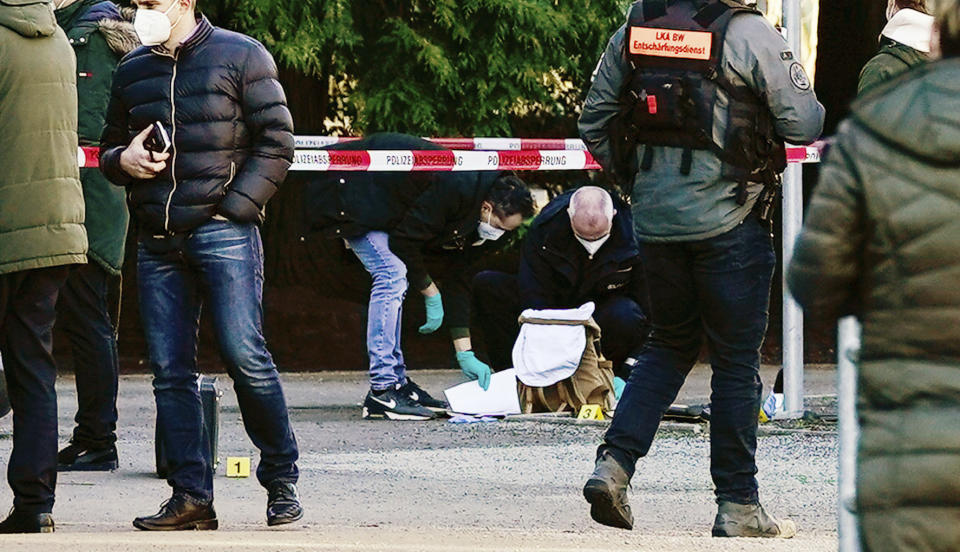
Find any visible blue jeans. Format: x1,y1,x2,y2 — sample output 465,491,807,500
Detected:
346,231,408,391
601,216,775,504
138,219,299,502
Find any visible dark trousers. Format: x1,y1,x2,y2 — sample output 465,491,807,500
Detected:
138,220,299,501
601,217,775,504
472,271,648,379
57,263,120,449
0,266,70,514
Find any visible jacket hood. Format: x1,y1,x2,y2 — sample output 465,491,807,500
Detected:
0,0,57,38
882,8,934,53
97,6,138,55
852,59,960,165
57,0,139,55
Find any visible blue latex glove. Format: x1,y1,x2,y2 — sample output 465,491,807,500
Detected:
456,351,491,390
418,293,444,334
613,376,626,400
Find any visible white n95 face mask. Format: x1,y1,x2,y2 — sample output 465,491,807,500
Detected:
134,1,182,46
576,233,610,257
477,212,505,241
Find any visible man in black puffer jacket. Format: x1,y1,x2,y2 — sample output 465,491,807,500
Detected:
99,0,300,531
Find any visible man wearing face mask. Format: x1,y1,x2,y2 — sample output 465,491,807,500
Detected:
99,0,300,532
305,133,536,420
473,186,649,387
859,0,933,93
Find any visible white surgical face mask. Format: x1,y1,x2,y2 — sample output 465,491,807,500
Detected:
134,0,183,46
477,212,505,241
576,233,610,257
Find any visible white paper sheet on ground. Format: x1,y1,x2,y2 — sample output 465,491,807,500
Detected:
444,368,521,416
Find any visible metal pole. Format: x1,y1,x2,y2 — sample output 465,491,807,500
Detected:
780,0,805,419
837,316,862,551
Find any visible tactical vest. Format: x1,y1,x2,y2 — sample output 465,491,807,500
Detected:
610,0,787,195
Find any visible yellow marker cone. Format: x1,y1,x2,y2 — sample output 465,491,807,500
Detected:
226,457,251,478
578,404,605,420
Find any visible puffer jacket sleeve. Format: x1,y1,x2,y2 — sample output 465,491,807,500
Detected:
218,41,295,223
99,71,132,187
787,122,866,321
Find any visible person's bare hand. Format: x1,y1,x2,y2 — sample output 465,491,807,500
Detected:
119,126,169,179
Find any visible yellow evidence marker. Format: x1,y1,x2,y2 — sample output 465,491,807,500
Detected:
578,404,605,421
226,456,251,478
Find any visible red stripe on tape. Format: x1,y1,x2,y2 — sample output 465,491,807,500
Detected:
498,151,542,170
328,150,371,171
82,146,100,168
785,147,808,163
412,150,455,171
430,138,477,150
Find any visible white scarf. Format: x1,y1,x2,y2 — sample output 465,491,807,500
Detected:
882,9,935,53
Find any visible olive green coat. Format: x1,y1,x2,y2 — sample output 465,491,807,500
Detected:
0,0,86,275
857,37,928,95
788,60,960,552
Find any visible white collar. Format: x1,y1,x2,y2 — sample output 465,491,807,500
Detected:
881,9,934,53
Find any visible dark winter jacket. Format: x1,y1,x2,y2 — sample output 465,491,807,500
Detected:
0,0,87,275
787,59,960,552
519,190,645,311
57,0,135,274
100,15,294,235
857,37,928,94
306,133,506,337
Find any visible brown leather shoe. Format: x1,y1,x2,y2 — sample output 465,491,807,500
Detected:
712,501,797,538
133,492,218,531
583,450,634,530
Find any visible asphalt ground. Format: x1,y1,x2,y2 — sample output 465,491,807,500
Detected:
0,364,840,551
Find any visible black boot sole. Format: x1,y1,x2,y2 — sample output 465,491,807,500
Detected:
267,509,303,527
57,460,118,472
133,518,218,531
583,478,633,530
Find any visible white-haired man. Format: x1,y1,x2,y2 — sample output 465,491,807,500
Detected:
473,186,648,383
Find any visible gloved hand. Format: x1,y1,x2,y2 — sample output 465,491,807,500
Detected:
456,351,491,391
418,293,444,334
613,376,626,400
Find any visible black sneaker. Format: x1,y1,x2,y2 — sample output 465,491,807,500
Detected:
57,443,118,471
362,386,436,420
399,379,449,412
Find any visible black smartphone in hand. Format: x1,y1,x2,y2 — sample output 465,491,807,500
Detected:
143,121,171,158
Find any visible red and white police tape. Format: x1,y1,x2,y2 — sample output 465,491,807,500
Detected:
78,139,822,170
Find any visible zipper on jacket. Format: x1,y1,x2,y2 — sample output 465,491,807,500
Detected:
162,50,180,233
223,161,236,192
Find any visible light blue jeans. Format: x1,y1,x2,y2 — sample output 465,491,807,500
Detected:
346,231,408,391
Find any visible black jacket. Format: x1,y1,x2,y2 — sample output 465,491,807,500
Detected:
519,190,645,310
305,133,504,335
100,15,294,234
